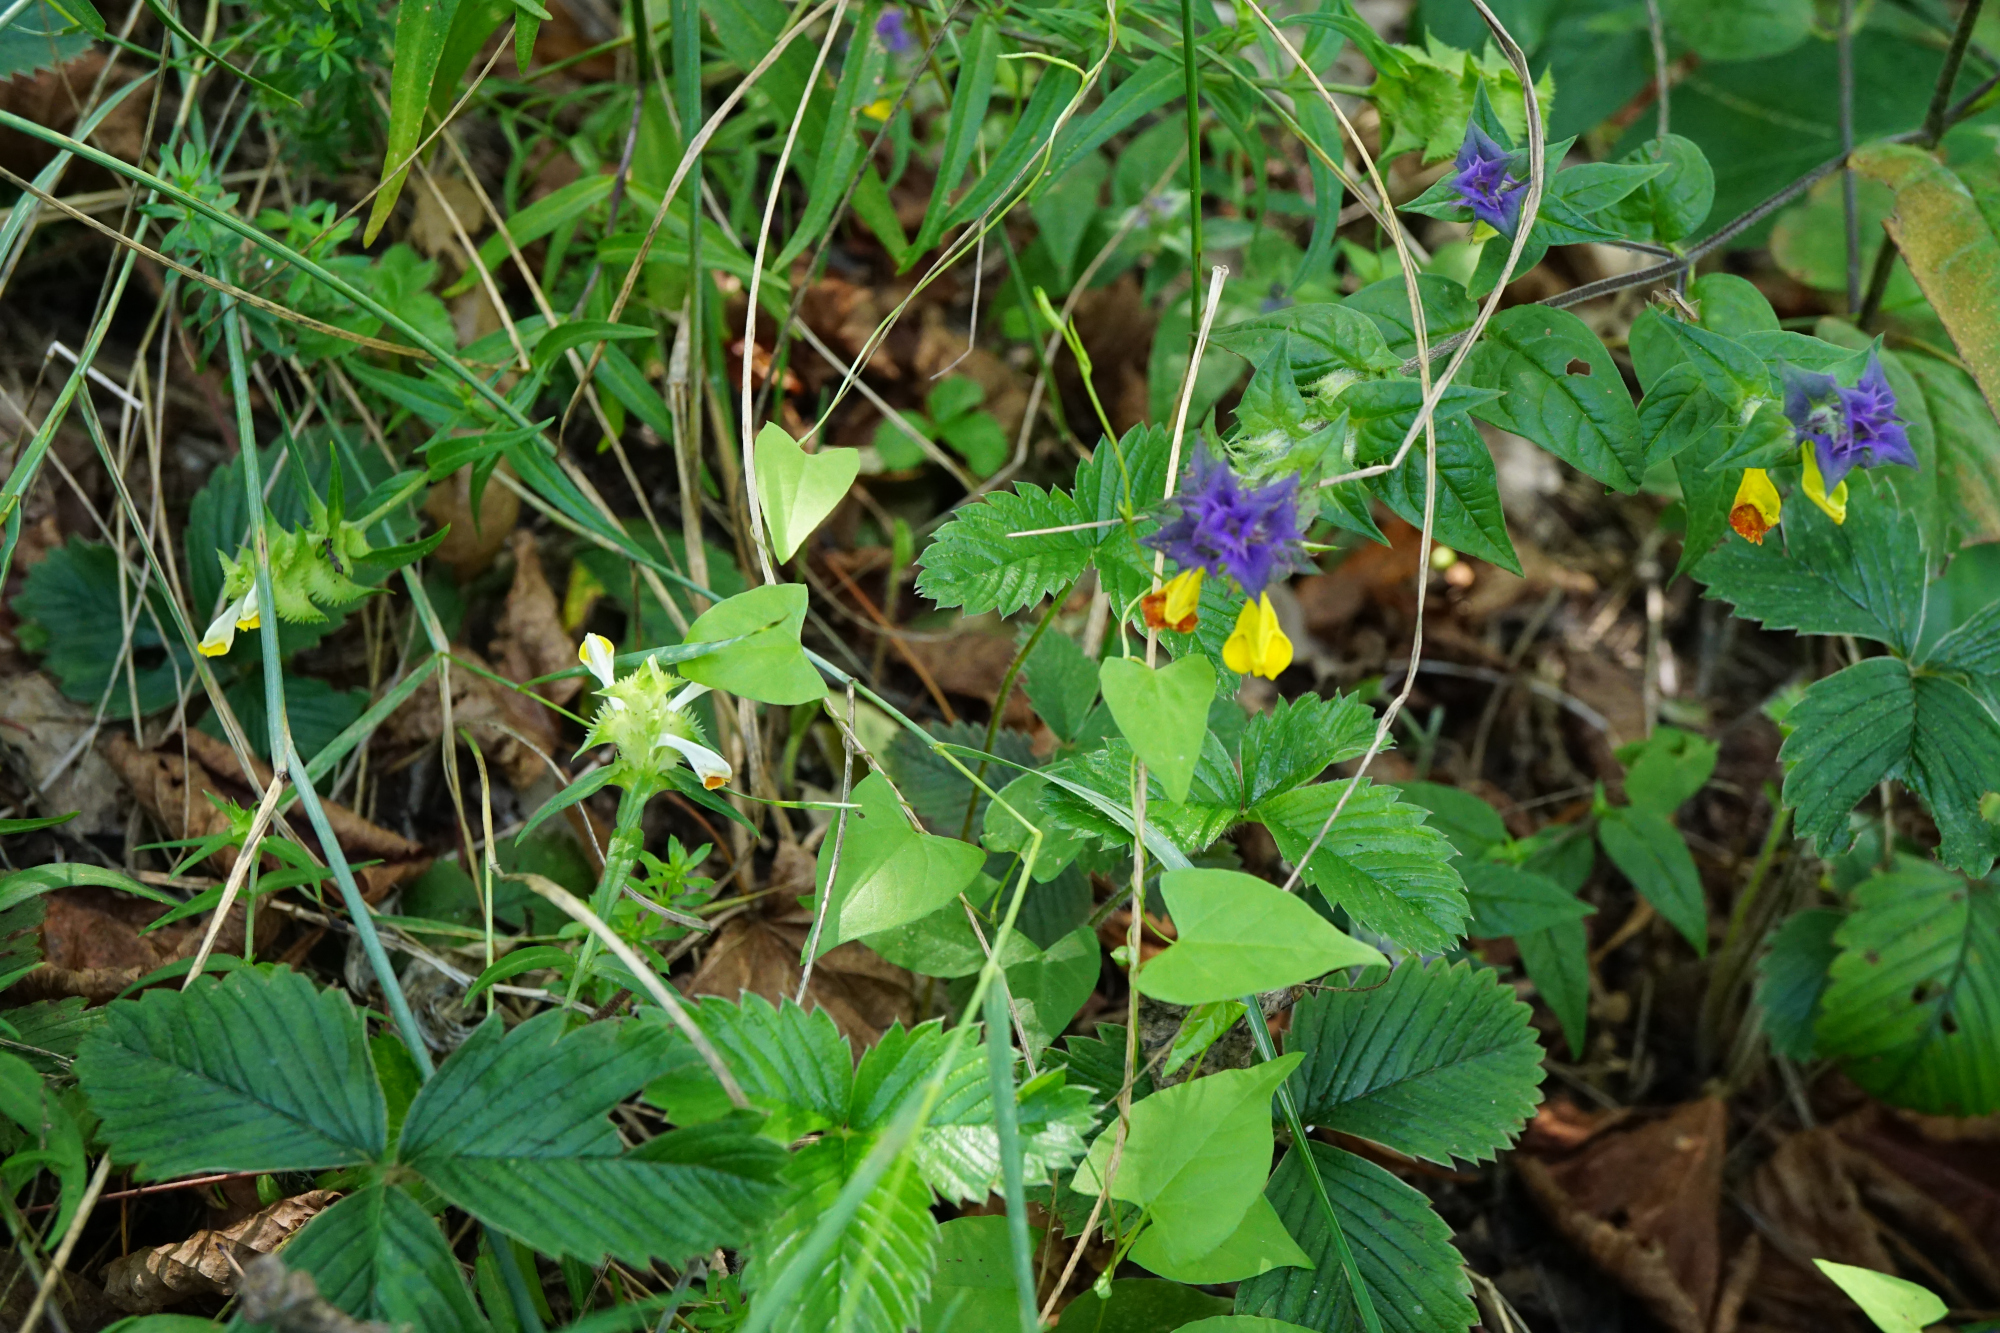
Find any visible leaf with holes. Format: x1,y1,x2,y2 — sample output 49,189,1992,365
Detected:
1464,305,1644,491
1816,860,2000,1116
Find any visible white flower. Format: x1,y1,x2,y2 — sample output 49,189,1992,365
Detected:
657,730,732,790
579,633,625,710
198,584,260,658
669,680,711,710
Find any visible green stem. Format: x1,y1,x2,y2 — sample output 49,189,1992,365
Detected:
1247,1000,1383,1333
566,778,658,1004
1180,0,1204,350
222,304,434,1077
486,1225,549,1333
960,582,1073,839
984,977,1039,1333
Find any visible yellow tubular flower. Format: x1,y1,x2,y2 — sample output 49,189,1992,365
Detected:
1728,468,1782,544
1801,441,1849,524
1142,567,1204,633
1222,594,1293,680
233,583,260,631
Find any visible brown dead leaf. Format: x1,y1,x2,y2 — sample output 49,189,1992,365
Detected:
685,908,916,1049
383,645,560,792
901,629,1034,728
11,882,277,1002
103,733,246,876
1519,1097,1728,1333
102,1190,339,1313
0,672,123,835
182,730,424,868
491,530,581,705
424,463,520,580
239,1251,396,1333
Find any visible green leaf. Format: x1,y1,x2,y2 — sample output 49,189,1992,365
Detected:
756,424,860,564
1344,275,1479,363
0,1050,85,1234
1661,0,1810,61
1696,472,1931,654
1179,1321,1319,1333
75,966,385,1178
677,583,824,705
814,773,986,954
14,538,196,718
1234,1142,1475,1333
1899,352,2000,545
647,995,852,1136
1074,1056,1304,1269
0,810,75,835
1099,655,1216,805
1462,860,1593,937
0,861,175,912
400,1011,782,1265
1619,727,1718,815
1255,780,1470,953
1024,630,1101,743
1602,135,1714,243
1213,304,1400,388
516,766,616,845
1463,306,1644,490
982,773,1088,882
1851,145,2000,426
916,484,1092,616
1131,1195,1312,1285
910,17,1001,256
1813,1261,1948,1333
280,1184,487,1333
1597,807,1708,954
1781,659,2000,875
1654,318,1772,407
1757,907,1842,1062
1286,959,1544,1166
1240,693,1377,810
1137,869,1384,1006
1004,926,1101,1058
746,1135,941,1333
1517,916,1590,1059
1352,401,1520,574
367,0,465,244
1391,782,1506,856
1053,1280,1231,1331
1817,860,2000,1116
920,1215,1047,1333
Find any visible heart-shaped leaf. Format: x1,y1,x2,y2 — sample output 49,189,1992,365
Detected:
1137,868,1385,1005
756,424,860,563
1098,655,1216,804
814,773,985,954
677,584,824,705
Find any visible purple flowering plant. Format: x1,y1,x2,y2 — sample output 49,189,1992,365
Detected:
1142,445,1309,597
875,8,912,55
1781,353,1916,489
1449,123,1527,233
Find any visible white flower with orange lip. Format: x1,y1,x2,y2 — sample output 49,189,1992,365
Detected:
578,635,733,790
197,582,261,658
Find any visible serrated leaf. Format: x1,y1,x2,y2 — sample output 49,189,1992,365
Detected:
747,1136,941,1333
1817,860,2000,1116
1074,1056,1304,1269
1697,471,1931,653
916,485,1091,615
75,966,384,1178
814,773,986,953
1286,960,1544,1167
1598,807,1708,954
282,1185,486,1333
1392,782,1507,857
1254,780,1470,952
399,1011,782,1266
1239,693,1376,809
1464,305,1644,490
646,994,853,1135
1757,907,1842,1061
1234,1142,1475,1333
14,539,196,718
1138,869,1384,1005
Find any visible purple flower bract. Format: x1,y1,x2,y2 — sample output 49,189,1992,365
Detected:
1450,123,1525,234
1782,353,1916,489
1143,447,1305,597
876,9,913,55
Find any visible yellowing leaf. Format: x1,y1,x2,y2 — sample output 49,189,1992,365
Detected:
755,424,860,564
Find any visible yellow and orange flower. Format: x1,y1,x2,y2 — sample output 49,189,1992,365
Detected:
1728,468,1782,545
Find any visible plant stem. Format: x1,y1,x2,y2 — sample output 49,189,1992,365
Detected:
1180,0,1204,353
1247,1001,1384,1333
487,1226,549,1333
567,777,658,1004
1857,226,1901,328
984,977,1039,1333
1922,0,1985,145
1839,0,1862,312
961,582,1074,839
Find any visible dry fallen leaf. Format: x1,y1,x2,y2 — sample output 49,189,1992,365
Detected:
384,644,562,793
103,1190,340,1312
491,530,581,706
13,883,276,1003
1519,1097,1753,1333
0,671,125,835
